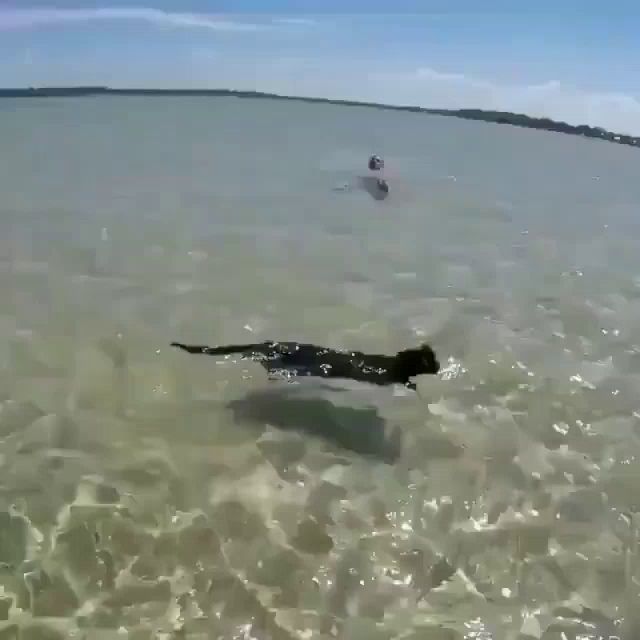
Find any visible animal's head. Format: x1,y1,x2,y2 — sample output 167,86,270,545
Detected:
393,344,440,382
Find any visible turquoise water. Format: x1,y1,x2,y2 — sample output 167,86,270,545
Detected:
0,96,638,639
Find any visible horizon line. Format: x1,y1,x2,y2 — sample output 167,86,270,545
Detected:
1,85,638,148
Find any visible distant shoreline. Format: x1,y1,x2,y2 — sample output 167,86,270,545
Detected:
2,86,638,150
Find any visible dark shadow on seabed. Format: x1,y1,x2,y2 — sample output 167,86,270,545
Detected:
356,175,390,201
226,386,402,462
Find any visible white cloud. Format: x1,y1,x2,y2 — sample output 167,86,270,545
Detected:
168,58,640,135
0,7,266,32
363,67,640,135
271,17,317,26
193,58,640,134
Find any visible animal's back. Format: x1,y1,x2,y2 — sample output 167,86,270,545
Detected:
269,343,358,378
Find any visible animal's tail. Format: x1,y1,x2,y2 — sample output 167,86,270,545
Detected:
171,342,263,356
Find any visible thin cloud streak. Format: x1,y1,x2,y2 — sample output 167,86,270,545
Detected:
271,17,317,25
0,7,266,32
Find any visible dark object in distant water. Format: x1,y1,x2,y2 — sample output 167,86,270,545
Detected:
171,340,440,390
368,155,388,194
357,176,390,201
3,87,636,150
376,178,389,194
368,154,384,171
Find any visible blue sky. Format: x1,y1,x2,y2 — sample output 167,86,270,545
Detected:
1,1,640,134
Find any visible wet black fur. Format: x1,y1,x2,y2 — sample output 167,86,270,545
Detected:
170,341,440,390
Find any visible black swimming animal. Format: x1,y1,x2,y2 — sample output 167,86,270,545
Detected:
170,340,439,390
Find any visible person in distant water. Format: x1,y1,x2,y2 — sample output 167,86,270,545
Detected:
171,340,439,390
368,154,384,171
368,154,389,194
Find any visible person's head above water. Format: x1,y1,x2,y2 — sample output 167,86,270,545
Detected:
392,343,440,383
368,154,384,171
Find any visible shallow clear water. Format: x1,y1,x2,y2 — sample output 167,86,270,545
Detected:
0,96,639,639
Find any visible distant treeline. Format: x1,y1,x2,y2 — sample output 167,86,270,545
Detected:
1,86,638,149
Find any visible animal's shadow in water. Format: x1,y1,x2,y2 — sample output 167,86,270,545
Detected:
357,175,389,201
226,386,401,462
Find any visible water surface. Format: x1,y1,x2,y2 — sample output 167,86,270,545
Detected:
0,96,638,639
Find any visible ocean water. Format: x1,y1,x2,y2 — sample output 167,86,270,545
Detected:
0,96,639,639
